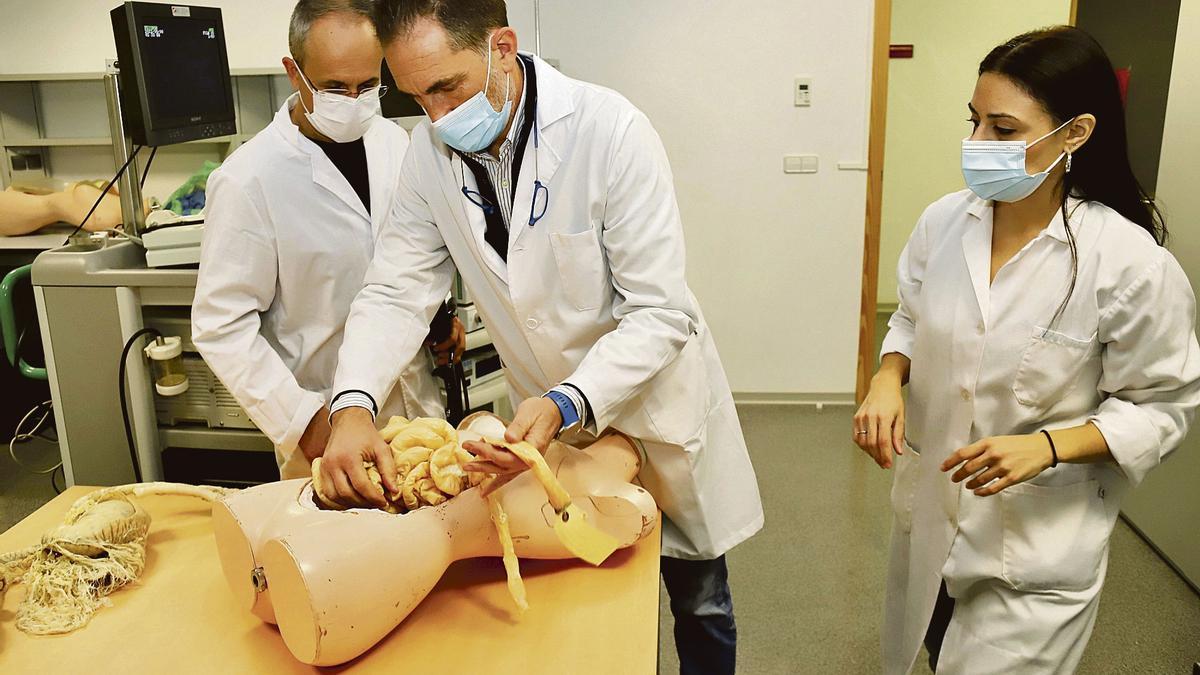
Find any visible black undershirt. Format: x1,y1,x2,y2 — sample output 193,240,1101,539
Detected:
313,137,371,215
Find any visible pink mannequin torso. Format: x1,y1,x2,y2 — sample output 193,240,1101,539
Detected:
212,412,657,666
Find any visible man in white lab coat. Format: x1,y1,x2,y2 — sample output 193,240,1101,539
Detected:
318,2,763,672
192,0,453,480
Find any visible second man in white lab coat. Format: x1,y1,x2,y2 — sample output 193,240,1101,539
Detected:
192,0,452,480
319,2,763,672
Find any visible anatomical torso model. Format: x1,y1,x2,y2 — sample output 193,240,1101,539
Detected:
211,412,658,666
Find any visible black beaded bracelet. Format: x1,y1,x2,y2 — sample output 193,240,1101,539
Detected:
1040,429,1060,468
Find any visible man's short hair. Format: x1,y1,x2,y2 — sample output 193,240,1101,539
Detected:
289,0,376,66
371,0,509,54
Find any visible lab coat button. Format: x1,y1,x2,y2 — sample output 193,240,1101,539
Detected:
960,389,971,402
525,318,540,330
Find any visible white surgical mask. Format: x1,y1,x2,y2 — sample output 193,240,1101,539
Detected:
961,117,1074,203
431,34,512,152
295,66,381,143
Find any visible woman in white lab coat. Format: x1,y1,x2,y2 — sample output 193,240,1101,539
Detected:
855,26,1200,674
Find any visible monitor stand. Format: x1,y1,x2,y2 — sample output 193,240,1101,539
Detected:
104,60,148,238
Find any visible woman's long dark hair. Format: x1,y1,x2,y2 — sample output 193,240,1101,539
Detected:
980,26,1166,323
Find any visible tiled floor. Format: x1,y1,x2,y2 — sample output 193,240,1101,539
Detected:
656,405,1200,674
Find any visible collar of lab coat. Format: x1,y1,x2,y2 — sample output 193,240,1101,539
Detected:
961,192,1090,323
964,191,1083,244
269,94,395,236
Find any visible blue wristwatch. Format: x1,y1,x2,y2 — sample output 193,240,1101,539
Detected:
544,390,581,434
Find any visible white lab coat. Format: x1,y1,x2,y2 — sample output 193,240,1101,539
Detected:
333,54,763,559
192,96,443,479
881,190,1200,673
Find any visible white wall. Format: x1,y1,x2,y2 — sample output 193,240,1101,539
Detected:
1,0,877,396
878,0,1071,305
511,0,875,395
0,0,296,75
1122,0,1200,589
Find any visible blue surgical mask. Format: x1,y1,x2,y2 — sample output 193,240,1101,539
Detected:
432,36,512,152
961,117,1074,202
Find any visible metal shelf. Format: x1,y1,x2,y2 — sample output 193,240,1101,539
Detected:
0,68,283,82
2,134,255,148
4,137,110,147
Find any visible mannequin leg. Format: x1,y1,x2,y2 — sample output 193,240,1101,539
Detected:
0,189,61,235
0,183,124,235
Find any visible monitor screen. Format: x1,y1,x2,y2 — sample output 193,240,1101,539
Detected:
380,59,426,118
138,16,230,125
112,2,236,146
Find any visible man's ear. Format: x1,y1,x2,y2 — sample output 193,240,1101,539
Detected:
493,27,519,71
283,56,303,92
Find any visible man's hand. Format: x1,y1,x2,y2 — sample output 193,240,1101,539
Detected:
428,317,467,366
462,396,563,491
941,434,1054,496
462,440,527,475
319,407,397,508
506,396,564,453
297,405,331,462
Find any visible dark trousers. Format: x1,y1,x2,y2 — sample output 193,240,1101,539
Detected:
923,580,956,672
661,555,737,675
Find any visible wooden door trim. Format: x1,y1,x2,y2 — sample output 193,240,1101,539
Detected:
855,0,893,404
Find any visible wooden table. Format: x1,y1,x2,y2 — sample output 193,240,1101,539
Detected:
0,487,660,673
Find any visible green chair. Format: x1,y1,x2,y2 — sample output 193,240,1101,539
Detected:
0,264,49,381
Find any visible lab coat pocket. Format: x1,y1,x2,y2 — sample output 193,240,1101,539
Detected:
889,443,921,534
549,225,608,311
643,337,711,446
999,479,1110,591
1012,326,1097,407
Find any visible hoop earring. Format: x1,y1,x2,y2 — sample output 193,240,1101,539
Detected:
1065,152,1073,174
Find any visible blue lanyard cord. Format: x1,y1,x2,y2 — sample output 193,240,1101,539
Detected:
458,158,495,215
528,122,548,227
457,118,548,225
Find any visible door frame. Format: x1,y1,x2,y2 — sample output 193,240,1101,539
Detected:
854,0,893,403
855,0,1082,402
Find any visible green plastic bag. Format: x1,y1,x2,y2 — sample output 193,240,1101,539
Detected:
164,160,221,215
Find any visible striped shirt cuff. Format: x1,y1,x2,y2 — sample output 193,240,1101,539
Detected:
550,383,590,428
329,390,378,424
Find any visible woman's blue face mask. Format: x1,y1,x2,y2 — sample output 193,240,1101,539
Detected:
961,117,1074,202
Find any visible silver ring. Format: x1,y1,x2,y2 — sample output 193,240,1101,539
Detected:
855,430,868,435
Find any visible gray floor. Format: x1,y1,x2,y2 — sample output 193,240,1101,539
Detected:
657,405,1200,674
2,407,1197,673
0,431,60,532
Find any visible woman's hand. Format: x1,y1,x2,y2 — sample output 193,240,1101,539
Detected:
853,372,906,469
941,434,1054,496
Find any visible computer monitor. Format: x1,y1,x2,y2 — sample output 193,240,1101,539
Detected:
380,59,426,119
110,2,236,146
